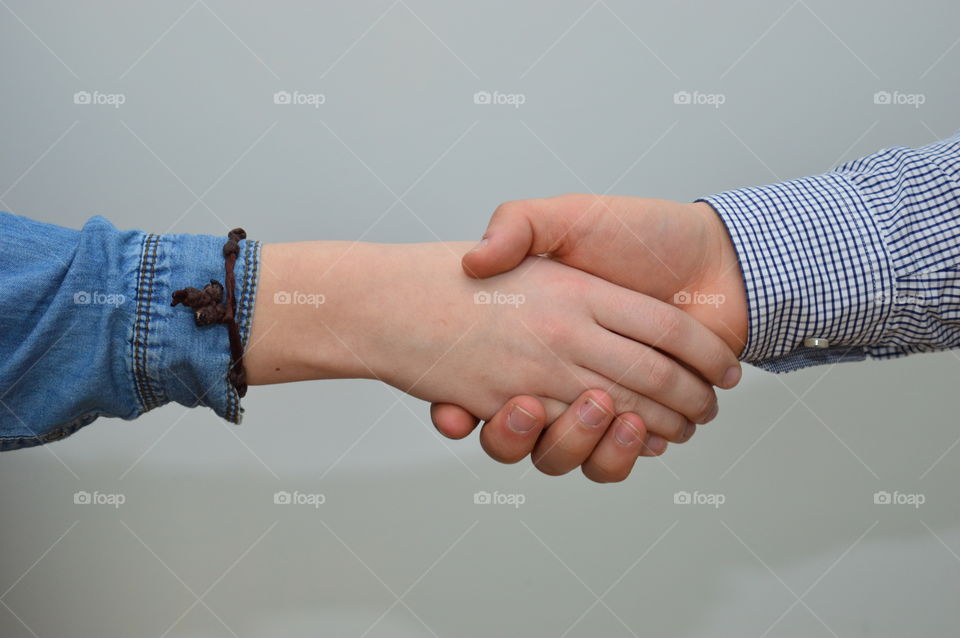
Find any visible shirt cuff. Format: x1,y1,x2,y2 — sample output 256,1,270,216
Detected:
132,230,261,422
698,172,892,372
699,134,960,373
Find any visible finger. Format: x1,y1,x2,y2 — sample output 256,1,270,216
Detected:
640,433,669,456
591,292,742,389
581,413,647,483
580,329,719,424
430,403,480,439
478,396,547,464
591,378,693,444
531,390,615,476
540,396,572,425
462,197,587,279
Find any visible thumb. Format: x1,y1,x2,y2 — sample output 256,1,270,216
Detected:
461,201,538,279
463,196,592,278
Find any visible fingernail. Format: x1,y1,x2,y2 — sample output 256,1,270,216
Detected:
507,404,538,433
469,237,489,253
645,434,667,454
722,365,742,388
578,398,609,428
682,421,697,441
614,418,642,446
702,402,719,424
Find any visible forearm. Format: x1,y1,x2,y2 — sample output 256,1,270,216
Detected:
245,241,476,385
245,241,378,384
247,238,733,426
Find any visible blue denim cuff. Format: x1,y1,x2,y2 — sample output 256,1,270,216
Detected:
0,213,263,451
133,230,261,423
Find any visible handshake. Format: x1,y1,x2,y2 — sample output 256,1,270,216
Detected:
247,194,749,483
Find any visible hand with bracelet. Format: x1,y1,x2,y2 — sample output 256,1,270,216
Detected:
0,213,739,456
244,240,740,449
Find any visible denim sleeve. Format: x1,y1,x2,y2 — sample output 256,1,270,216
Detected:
699,131,960,372
0,212,262,451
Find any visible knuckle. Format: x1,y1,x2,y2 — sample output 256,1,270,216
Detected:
644,441,668,456
492,199,529,224
651,412,688,443
539,317,572,350
558,269,591,298
620,393,686,442
651,308,684,344
606,384,645,417
697,387,718,423
644,354,677,394
702,338,732,384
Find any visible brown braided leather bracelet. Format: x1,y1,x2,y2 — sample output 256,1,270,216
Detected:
171,228,248,397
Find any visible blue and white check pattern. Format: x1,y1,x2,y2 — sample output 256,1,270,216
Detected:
700,131,960,373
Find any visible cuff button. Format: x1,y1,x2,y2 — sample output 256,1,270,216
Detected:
803,337,830,348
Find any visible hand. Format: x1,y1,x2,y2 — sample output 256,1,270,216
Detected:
245,240,739,427
466,195,747,351
431,195,749,481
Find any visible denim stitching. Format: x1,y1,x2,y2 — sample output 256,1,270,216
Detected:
131,233,148,412
0,413,100,451
241,241,260,347
227,241,247,421
238,239,260,421
226,240,256,422
132,233,161,411
142,234,162,408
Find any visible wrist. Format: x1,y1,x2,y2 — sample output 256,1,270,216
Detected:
245,241,479,386
686,201,749,357
245,241,388,384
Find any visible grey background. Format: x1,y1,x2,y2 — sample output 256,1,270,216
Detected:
2,1,960,636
